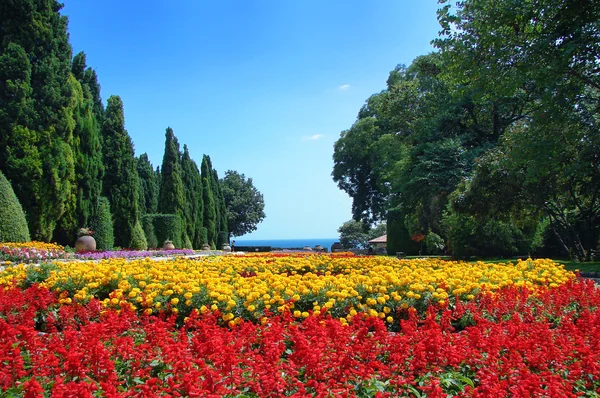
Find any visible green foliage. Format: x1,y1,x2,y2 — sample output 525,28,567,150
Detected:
0,171,30,242
71,53,104,229
144,214,182,249
142,216,158,249
182,234,193,250
90,197,114,251
337,220,386,249
201,156,217,246
200,227,208,246
129,220,148,250
180,145,203,249
442,199,544,259
433,0,600,260
212,169,228,238
216,231,228,250
424,231,445,255
102,96,140,248
157,127,186,245
386,208,419,255
0,1,76,241
221,170,266,238
137,153,159,216
158,128,185,214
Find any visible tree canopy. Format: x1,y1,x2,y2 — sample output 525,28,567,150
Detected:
333,0,600,260
221,171,266,238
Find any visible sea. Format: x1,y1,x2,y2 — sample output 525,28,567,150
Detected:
233,238,339,250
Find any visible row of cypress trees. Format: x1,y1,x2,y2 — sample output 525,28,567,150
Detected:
0,0,227,249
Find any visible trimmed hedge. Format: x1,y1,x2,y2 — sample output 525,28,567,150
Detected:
386,207,419,255
0,171,30,242
90,197,114,251
142,214,182,248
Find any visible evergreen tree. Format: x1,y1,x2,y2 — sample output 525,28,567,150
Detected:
201,155,217,246
157,127,186,242
137,153,159,216
0,0,76,241
212,169,228,247
101,96,139,247
130,220,148,250
54,53,104,244
90,196,114,251
0,171,30,243
180,145,204,249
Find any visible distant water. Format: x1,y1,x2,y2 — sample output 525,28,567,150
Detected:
233,238,338,250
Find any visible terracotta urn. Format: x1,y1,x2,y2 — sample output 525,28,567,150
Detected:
75,235,96,253
163,241,175,250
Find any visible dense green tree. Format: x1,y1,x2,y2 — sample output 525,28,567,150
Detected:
54,53,104,244
435,0,600,260
333,117,387,224
180,145,204,248
337,220,387,249
101,96,139,247
211,169,228,248
137,153,159,216
0,0,76,241
129,220,148,250
90,197,113,251
157,128,185,238
0,171,30,242
201,155,217,246
221,170,265,238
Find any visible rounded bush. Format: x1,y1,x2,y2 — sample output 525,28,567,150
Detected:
0,171,30,242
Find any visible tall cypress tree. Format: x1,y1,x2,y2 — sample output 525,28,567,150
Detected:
0,0,76,241
157,127,185,242
137,153,159,216
180,145,204,249
212,168,229,247
53,52,104,244
102,95,139,247
201,155,217,247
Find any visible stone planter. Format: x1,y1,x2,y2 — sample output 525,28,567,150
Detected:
75,235,96,253
222,244,231,252
163,241,175,250
201,244,211,251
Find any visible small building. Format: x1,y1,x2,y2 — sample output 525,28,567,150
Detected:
368,234,387,252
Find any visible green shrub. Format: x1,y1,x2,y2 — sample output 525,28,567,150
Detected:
90,197,114,250
130,220,148,250
143,214,182,248
183,234,193,249
0,171,30,242
425,231,445,255
386,207,419,255
142,216,158,248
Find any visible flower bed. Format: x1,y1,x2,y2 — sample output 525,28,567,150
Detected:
0,256,573,326
0,279,598,396
73,248,195,260
0,242,69,263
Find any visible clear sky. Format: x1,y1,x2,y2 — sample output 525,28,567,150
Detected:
61,0,442,239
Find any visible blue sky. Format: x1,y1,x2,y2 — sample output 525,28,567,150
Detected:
61,1,442,239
